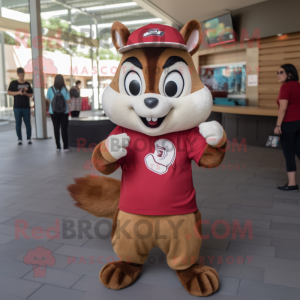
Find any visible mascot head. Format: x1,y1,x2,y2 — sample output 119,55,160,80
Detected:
102,20,213,136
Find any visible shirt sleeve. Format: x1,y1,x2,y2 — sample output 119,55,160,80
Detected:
108,126,123,136
8,81,15,92
27,83,33,94
278,83,291,101
185,127,207,163
46,88,52,100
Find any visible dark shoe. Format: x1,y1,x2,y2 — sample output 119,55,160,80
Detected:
18,140,22,145
277,184,299,192
28,140,32,145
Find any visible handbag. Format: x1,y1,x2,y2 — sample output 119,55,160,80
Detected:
265,134,280,148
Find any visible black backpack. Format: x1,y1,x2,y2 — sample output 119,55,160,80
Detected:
51,87,66,114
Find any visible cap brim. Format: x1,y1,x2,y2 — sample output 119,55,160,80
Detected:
119,42,188,53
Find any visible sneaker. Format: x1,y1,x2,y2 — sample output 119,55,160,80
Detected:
18,140,22,145
62,148,71,152
28,140,32,145
56,148,61,152
277,184,299,192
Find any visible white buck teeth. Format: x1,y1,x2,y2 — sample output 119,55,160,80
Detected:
146,117,158,122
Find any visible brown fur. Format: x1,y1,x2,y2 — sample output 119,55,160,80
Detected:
100,261,143,290
143,48,166,93
109,48,145,93
199,130,227,168
92,141,119,175
111,21,131,51
156,48,204,93
110,47,204,95
68,20,222,297
180,20,202,56
176,264,219,296
99,140,117,163
67,175,120,219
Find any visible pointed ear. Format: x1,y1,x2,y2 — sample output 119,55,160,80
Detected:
180,20,202,56
111,21,130,51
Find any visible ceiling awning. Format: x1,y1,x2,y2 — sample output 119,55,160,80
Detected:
10,45,119,77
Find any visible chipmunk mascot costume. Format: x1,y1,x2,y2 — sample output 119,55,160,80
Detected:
68,20,227,297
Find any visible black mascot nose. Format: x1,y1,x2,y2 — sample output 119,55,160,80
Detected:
144,97,159,109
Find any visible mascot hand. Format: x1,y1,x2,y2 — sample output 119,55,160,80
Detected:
105,133,130,160
199,121,224,147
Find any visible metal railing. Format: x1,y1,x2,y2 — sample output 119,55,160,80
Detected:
0,92,14,121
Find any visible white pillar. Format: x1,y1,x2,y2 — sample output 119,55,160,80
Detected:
90,19,95,111
92,58,98,110
68,8,74,88
0,37,5,91
0,0,6,92
29,0,49,138
96,20,100,110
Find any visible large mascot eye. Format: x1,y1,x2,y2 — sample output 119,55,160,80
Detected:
164,71,184,98
124,71,142,96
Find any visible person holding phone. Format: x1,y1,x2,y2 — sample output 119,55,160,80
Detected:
275,64,300,191
7,67,33,145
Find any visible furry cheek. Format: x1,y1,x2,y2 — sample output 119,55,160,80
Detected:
102,85,132,121
192,86,213,114
168,86,213,132
102,85,146,132
188,86,213,124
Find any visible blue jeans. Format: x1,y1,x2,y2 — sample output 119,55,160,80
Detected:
13,108,31,140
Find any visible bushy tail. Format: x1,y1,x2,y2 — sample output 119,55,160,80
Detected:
67,175,120,219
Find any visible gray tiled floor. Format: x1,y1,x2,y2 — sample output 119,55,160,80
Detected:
0,113,300,300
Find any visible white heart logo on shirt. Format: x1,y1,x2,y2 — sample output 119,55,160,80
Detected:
144,139,176,175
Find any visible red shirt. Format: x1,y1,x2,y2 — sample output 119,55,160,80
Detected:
109,126,207,216
277,81,300,122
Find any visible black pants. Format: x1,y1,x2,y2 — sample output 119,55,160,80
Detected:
50,113,69,149
280,120,300,172
71,110,80,117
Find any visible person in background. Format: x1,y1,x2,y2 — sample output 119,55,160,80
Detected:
275,64,300,191
201,69,218,91
75,80,81,92
7,67,33,145
46,74,71,152
70,80,82,117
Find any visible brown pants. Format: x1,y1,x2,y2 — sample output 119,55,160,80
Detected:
111,210,202,270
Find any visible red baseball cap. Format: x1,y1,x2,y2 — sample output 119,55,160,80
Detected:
119,23,188,53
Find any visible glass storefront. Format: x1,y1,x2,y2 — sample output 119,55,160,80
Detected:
0,0,163,121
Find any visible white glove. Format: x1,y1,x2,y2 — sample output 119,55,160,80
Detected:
105,133,130,160
199,121,224,147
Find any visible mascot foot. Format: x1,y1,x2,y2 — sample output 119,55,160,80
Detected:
100,261,143,290
176,264,219,297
